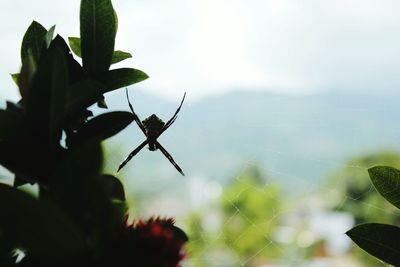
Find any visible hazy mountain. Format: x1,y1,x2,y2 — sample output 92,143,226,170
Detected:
102,90,400,195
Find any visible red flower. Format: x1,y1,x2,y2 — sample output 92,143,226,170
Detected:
125,217,188,267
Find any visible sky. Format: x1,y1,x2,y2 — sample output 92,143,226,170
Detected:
1,0,400,101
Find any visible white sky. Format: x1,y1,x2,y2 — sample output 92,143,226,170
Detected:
1,0,400,101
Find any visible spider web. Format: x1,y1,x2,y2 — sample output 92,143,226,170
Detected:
0,91,396,266
103,93,400,267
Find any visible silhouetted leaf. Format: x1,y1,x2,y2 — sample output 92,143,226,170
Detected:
100,174,126,201
68,111,133,146
0,140,63,185
0,109,26,141
45,25,56,48
346,223,400,266
69,36,131,65
13,175,28,187
66,78,104,114
97,96,108,108
20,21,47,64
68,37,81,57
0,230,17,265
48,142,114,243
80,0,116,74
18,52,36,100
369,166,400,209
96,68,148,93
111,50,132,64
169,225,189,243
5,101,23,113
10,73,19,86
51,35,85,84
0,184,85,260
26,44,68,144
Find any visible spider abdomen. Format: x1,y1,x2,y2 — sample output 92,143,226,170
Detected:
142,114,165,139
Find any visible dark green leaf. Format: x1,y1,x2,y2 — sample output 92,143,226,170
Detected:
80,0,116,74
49,52,68,144
0,109,26,141
13,175,28,187
69,37,130,65
68,37,81,57
10,73,19,86
45,25,56,48
111,50,132,64
5,101,23,113
100,174,126,201
18,52,36,100
48,142,115,243
169,225,189,243
26,44,68,144
66,78,104,114
51,35,85,84
346,223,400,266
20,21,47,64
97,96,108,108
0,184,85,260
0,231,17,266
113,8,118,33
68,111,133,146
369,166,400,209
0,140,63,185
96,68,148,93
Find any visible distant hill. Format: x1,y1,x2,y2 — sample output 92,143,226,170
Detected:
102,90,400,195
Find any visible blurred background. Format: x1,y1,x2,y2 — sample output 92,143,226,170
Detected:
1,0,400,266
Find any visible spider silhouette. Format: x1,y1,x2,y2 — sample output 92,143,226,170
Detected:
117,89,186,175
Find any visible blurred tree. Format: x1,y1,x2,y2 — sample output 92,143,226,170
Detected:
325,151,400,266
186,166,282,267
327,151,400,225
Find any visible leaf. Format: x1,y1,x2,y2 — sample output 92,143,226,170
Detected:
18,52,36,100
20,21,47,64
51,35,85,84
67,111,133,146
97,95,108,108
69,36,131,65
0,109,26,141
0,139,63,185
48,142,114,242
346,223,400,266
66,78,104,114
96,68,149,93
0,184,85,260
45,25,56,48
68,37,81,57
10,73,19,86
26,44,68,144
100,174,126,201
369,166,400,209
111,50,132,64
13,175,28,187
169,225,189,243
80,0,116,74
0,229,17,265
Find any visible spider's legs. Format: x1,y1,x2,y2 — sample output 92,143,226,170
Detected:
126,88,147,135
161,92,186,133
117,140,148,172
155,141,185,176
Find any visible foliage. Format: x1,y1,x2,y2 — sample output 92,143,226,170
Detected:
186,166,281,266
345,160,400,265
327,152,400,225
0,0,187,266
325,152,400,266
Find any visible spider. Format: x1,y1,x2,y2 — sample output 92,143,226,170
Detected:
117,88,186,176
